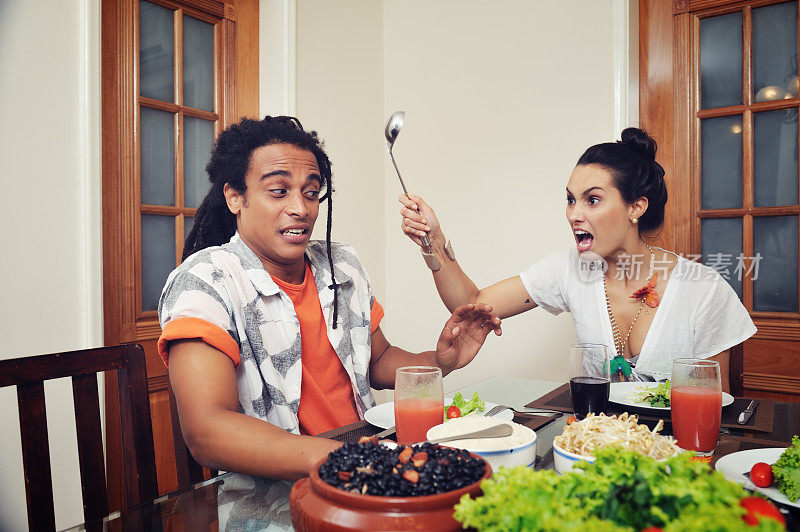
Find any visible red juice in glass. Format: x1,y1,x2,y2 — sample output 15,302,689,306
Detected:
671,386,722,452
395,398,444,444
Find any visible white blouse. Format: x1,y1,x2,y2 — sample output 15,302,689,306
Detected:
519,248,757,381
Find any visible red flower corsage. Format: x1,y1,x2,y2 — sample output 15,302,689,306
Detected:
631,273,660,308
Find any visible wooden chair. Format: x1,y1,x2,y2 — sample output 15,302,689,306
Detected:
730,342,744,397
0,343,158,531
169,383,205,486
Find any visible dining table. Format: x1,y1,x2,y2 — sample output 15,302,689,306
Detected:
61,377,800,531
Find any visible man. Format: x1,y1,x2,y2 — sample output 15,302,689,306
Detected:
158,116,500,528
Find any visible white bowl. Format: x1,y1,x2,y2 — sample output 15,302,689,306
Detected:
552,440,595,474
426,417,537,472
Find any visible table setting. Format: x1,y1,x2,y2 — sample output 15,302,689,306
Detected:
61,371,800,531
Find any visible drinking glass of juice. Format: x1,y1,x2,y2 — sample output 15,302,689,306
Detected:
394,366,444,444
569,344,611,420
671,358,722,457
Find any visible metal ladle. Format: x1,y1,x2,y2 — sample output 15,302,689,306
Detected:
384,111,432,250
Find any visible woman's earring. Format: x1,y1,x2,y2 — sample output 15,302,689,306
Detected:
632,218,639,224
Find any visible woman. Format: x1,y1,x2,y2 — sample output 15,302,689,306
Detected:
400,128,755,391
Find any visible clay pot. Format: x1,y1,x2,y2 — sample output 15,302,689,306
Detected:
290,453,491,531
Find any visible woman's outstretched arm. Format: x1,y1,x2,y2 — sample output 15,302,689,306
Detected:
400,193,536,319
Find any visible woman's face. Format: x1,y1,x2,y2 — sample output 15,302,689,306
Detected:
565,164,639,258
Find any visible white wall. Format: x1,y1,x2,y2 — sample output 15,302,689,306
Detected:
294,0,386,298
0,1,102,530
291,0,623,399
379,0,616,394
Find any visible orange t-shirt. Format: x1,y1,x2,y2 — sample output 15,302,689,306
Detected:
271,263,384,436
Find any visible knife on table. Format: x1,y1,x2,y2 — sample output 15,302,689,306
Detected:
737,400,758,425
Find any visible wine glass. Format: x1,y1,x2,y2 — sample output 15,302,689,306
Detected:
569,344,611,420
671,358,722,457
394,366,444,444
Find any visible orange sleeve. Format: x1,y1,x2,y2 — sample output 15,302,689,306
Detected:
158,317,241,368
370,299,384,334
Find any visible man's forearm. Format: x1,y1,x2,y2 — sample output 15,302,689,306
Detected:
185,409,341,481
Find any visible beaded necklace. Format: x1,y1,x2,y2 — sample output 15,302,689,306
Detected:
604,245,658,376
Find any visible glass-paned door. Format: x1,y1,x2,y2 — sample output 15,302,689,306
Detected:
697,0,800,316
138,0,218,314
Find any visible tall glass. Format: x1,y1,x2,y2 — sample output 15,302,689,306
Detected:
569,344,611,420
394,366,444,444
671,359,722,457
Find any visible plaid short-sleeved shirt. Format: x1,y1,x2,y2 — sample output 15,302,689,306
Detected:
158,233,378,433
158,234,380,530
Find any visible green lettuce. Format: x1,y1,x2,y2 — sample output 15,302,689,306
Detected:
444,392,485,418
454,447,784,531
772,434,800,502
628,380,671,408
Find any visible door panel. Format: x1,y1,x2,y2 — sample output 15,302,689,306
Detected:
640,0,799,404
102,0,259,509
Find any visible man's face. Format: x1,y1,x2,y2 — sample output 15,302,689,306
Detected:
225,143,322,272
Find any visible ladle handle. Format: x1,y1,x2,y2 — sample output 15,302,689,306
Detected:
388,143,431,249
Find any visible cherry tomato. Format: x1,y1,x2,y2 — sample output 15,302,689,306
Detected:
640,527,664,532
739,496,785,526
446,405,461,419
749,462,774,488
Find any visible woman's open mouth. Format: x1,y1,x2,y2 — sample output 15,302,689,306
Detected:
574,229,594,252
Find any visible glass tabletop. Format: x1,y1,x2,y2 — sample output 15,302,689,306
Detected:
61,377,799,531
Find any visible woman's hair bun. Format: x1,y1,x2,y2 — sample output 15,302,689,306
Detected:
620,127,657,160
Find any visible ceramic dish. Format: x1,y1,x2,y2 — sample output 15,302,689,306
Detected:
552,440,595,474
426,417,537,472
364,398,513,429
715,447,799,509
290,450,492,531
608,382,734,411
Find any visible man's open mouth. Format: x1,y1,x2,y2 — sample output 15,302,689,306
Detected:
281,228,308,236
574,229,594,252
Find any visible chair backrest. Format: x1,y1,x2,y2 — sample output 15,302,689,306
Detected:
0,343,158,531
730,341,744,397
168,383,205,486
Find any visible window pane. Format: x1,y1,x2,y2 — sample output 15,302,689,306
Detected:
701,218,743,299
753,1,798,102
141,214,176,312
700,12,742,109
183,15,214,111
184,216,194,241
140,107,175,206
754,216,799,312
754,109,799,207
701,115,743,209
184,116,214,208
140,1,174,102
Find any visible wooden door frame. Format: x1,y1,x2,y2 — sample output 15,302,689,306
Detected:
101,0,258,509
640,0,800,402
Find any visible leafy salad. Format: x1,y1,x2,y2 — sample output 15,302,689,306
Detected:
627,380,671,408
454,447,786,531
773,434,800,502
444,392,485,420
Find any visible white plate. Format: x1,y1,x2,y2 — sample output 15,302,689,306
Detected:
608,382,733,411
715,447,799,509
363,398,513,429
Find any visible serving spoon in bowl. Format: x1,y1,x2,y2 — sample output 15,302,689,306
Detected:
425,423,513,445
